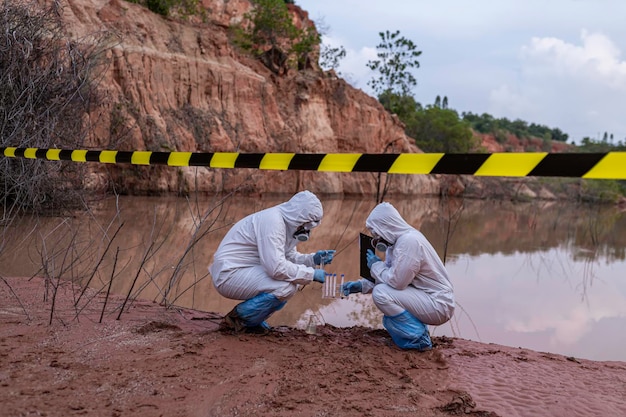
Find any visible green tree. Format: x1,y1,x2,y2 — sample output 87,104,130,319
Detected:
378,91,422,124
311,16,347,74
408,106,477,153
366,30,421,114
433,95,449,109
462,112,496,133
320,44,346,72
291,24,320,70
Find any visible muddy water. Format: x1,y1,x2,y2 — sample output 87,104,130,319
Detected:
2,194,625,361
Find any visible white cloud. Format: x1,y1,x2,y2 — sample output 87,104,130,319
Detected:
489,30,626,140
522,30,626,88
321,34,377,93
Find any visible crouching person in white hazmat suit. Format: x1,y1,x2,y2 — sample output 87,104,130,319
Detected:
341,202,454,350
209,190,335,333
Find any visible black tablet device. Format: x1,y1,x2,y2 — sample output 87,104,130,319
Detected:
359,233,375,283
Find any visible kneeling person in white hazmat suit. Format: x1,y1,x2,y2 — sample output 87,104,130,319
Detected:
209,190,335,333
342,202,454,350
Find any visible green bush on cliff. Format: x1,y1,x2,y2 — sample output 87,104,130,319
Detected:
126,0,202,18
231,0,320,74
145,0,171,16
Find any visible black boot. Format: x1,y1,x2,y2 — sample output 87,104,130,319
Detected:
244,321,272,335
221,306,245,333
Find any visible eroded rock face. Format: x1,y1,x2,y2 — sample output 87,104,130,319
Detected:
61,0,438,197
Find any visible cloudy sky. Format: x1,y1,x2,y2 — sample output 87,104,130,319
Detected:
296,0,626,143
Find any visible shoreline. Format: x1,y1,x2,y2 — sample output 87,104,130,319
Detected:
1,276,625,417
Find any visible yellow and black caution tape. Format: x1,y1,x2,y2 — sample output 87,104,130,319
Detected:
2,147,626,179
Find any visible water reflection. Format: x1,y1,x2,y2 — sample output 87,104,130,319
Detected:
1,195,625,361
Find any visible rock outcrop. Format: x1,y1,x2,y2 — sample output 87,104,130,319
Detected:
60,0,439,196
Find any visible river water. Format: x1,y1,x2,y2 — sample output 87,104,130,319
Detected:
1,194,625,361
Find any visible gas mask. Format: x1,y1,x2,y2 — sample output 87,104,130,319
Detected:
293,226,310,242
371,236,392,252
293,220,320,242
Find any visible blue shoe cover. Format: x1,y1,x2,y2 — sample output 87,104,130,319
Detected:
236,293,286,327
383,310,432,351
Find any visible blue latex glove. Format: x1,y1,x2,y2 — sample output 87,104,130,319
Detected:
341,281,362,296
313,269,326,283
366,249,382,269
313,250,336,265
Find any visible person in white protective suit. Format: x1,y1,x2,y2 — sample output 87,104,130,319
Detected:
341,202,454,350
209,190,335,333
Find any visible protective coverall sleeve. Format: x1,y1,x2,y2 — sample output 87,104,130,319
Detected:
284,247,316,267
360,278,375,294
369,234,421,290
256,210,315,285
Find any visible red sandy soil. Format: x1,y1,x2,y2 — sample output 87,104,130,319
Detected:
1,276,625,417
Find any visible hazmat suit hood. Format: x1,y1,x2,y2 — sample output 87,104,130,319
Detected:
366,202,413,245
278,191,323,232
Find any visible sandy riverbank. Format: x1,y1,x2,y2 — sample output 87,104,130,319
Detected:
1,276,625,417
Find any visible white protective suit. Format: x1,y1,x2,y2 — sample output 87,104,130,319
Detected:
209,190,323,301
362,202,454,326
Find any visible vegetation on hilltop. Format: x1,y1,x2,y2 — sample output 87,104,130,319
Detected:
578,134,626,152
462,112,568,144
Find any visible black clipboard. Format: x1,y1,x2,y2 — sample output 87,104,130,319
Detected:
359,233,375,283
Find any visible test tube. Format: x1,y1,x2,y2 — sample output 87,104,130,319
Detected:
340,274,345,299
324,273,329,297
327,272,332,298
328,273,332,297
321,273,348,299
326,274,330,298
